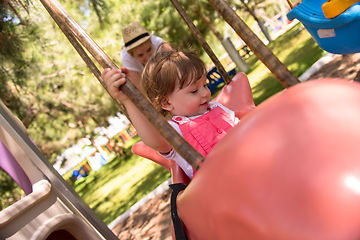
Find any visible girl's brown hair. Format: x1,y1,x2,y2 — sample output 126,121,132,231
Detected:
141,47,207,116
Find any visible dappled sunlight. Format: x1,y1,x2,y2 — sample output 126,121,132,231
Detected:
88,159,156,208
251,74,284,105
102,165,170,224
308,53,360,81
248,67,271,86
72,150,171,225
245,22,326,106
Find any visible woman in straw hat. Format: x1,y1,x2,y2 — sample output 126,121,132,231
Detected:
120,21,171,90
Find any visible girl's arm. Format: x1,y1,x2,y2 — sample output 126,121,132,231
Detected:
102,67,172,154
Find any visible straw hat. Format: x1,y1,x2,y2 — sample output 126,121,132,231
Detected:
122,21,154,51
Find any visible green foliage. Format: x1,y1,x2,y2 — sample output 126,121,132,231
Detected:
0,169,24,211
246,23,327,105
1,0,121,163
0,1,40,120
91,0,221,60
72,135,171,224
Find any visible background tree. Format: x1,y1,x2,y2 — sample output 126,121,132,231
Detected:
1,0,39,121
1,0,116,161
0,169,24,210
0,0,114,209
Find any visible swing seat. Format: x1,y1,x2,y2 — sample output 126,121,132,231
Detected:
206,67,237,94
131,72,255,184
322,0,360,18
287,0,360,54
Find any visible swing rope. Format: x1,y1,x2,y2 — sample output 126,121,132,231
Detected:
207,0,300,88
41,2,129,117
170,0,231,85
286,0,294,9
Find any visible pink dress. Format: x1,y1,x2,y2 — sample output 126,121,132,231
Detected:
160,102,238,179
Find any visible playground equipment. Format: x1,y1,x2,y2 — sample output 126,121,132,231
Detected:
287,0,360,54
0,100,118,239
322,0,360,18
206,67,237,94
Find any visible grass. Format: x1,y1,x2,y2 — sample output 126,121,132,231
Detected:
245,23,327,105
72,135,171,225
72,22,327,226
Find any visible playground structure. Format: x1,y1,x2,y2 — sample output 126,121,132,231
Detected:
287,0,360,54
206,67,237,94
53,121,135,184
0,100,116,239
2,0,360,239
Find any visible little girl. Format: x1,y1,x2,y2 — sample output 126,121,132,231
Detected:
102,49,239,179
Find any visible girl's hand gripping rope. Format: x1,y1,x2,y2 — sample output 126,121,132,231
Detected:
102,67,130,103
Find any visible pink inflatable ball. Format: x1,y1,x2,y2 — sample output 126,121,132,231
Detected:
177,78,360,240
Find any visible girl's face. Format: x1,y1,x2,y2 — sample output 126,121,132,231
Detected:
162,74,211,117
132,40,154,66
